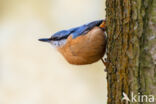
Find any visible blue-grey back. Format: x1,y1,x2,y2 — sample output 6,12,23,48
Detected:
50,20,103,40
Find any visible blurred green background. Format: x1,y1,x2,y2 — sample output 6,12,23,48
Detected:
0,0,107,104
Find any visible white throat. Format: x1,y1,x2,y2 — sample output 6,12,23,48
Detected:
49,39,66,47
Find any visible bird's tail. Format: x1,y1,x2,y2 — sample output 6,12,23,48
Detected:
99,20,106,30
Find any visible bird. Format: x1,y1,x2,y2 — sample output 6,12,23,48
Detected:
39,20,107,65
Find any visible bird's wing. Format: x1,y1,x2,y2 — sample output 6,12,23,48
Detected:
50,20,103,40
71,20,103,38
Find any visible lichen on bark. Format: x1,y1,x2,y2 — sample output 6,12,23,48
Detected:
105,0,156,104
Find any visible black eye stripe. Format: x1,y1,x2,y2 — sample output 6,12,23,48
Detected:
50,35,69,41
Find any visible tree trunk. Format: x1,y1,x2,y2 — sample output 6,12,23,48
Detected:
105,0,156,104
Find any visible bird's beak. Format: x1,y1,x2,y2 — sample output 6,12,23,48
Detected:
38,38,51,42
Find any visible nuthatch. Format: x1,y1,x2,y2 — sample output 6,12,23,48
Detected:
39,20,107,65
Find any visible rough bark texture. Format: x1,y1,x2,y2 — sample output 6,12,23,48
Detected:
106,0,156,104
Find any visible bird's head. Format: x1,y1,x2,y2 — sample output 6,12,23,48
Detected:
39,30,70,47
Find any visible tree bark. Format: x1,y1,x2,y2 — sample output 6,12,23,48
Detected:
105,0,156,104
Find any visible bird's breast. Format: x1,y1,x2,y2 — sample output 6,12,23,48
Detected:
57,26,107,65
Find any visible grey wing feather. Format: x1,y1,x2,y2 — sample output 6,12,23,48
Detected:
50,20,103,40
